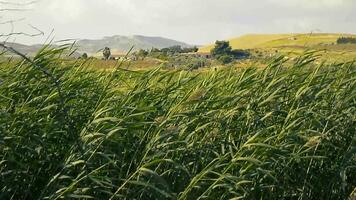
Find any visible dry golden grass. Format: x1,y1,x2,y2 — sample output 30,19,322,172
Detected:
199,33,356,52
86,57,163,71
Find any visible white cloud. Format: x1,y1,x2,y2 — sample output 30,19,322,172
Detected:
1,0,355,45
268,0,351,8
43,0,87,23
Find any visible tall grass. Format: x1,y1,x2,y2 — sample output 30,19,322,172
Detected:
0,46,355,199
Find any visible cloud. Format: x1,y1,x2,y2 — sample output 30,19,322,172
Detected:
267,0,352,8
43,0,87,23
1,0,355,45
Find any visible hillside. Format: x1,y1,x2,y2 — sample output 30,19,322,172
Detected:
76,35,192,55
199,33,356,52
1,35,193,57
0,43,43,56
0,42,82,58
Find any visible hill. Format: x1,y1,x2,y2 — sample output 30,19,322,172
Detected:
0,42,82,58
199,33,356,52
1,35,193,57
1,43,43,56
75,35,192,55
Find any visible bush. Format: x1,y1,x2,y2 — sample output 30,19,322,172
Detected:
211,40,250,64
231,49,250,58
164,55,211,69
217,55,234,64
336,37,356,44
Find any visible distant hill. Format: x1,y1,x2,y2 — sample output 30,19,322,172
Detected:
1,42,43,56
76,35,192,56
199,33,356,52
1,35,193,57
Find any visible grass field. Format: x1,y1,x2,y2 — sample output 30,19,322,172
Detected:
200,34,294,52
199,33,356,52
199,33,356,63
0,46,355,199
85,58,164,71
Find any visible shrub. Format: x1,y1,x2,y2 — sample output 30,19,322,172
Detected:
336,37,356,44
211,40,250,64
217,54,234,64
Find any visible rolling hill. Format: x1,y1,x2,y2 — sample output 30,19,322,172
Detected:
1,35,193,57
199,33,356,52
75,35,192,55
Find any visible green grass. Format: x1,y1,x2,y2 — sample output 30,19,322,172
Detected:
0,46,355,199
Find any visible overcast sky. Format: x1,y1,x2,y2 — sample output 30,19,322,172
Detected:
1,0,355,45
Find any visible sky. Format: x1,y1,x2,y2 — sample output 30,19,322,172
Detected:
1,0,355,45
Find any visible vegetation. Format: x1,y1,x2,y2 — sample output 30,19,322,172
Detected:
0,45,355,200
137,49,149,60
337,37,356,44
163,55,212,70
211,40,249,64
149,46,200,62
103,47,111,60
199,33,356,53
152,45,199,55
81,53,88,59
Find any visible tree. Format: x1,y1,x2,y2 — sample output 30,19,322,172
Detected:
211,40,232,58
81,53,88,59
337,37,356,44
160,45,182,55
192,46,199,52
137,49,149,60
210,40,249,64
103,47,111,60
181,46,199,53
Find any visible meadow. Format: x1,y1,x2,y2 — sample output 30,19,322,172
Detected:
0,45,355,199
199,34,356,64
199,33,356,52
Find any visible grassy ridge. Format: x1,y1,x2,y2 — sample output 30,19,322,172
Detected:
0,47,355,199
199,33,356,52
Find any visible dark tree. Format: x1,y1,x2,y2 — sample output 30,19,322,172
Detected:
181,46,199,53
337,37,356,44
211,40,232,57
160,45,182,55
192,46,199,52
137,49,149,60
81,53,88,59
103,47,111,60
231,49,249,59
210,40,249,64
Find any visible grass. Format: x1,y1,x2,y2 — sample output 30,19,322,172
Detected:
83,58,164,71
199,33,356,63
199,33,356,52
0,45,355,199
199,34,295,52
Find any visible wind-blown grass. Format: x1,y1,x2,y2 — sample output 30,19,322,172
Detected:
0,46,355,199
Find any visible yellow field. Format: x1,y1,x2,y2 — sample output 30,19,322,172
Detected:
199,33,356,52
85,57,164,71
